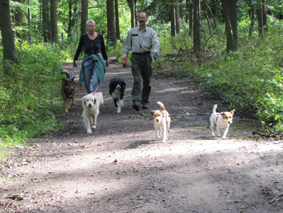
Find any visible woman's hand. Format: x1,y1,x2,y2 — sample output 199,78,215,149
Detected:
105,59,109,68
73,60,78,67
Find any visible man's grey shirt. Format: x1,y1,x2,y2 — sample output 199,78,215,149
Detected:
122,26,160,56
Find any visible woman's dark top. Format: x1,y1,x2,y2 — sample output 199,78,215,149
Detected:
74,33,108,61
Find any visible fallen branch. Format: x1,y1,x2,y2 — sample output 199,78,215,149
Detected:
270,193,283,204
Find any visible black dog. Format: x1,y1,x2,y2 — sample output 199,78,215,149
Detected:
61,70,75,113
109,77,126,113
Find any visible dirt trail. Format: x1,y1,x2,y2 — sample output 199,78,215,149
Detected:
1,58,283,213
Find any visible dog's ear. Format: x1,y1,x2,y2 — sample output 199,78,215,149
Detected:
230,109,235,114
82,97,86,106
151,110,157,116
93,98,97,104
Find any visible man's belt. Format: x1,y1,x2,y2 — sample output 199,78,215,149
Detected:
132,51,151,55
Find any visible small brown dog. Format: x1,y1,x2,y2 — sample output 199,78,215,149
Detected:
151,102,171,142
61,70,75,113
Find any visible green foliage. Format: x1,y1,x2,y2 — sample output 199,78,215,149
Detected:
0,42,65,149
150,19,283,134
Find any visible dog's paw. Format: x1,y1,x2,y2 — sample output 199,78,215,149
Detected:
117,110,121,113
87,130,92,134
92,125,96,129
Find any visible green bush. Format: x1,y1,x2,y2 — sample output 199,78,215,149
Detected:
0,42,65,149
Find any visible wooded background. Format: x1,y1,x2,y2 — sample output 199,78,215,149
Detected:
1,0,282,63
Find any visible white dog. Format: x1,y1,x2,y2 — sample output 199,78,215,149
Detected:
82,92,104,133
151,101,171,142
210,104,235,139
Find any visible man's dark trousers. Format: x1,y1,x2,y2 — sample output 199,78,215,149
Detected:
130,52,153,106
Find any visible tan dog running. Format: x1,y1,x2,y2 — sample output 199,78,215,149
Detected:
210,104,235,139
82,92,104,133
151,102,171,142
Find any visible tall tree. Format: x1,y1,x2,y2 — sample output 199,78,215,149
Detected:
42,0,50,42
68,0,73,38
193,0,201,57
179,0,183,19
249,0,255,37
175,0,180,33
256,1,263,37
27,0,32,43
50,0,58,43
170,0,176,36
0,0,17,63
256,0,268,36
81,0,88,34
107,0,116,44
262,0,267,32
130,0,136,28
115,0,120,40
188,0,193,35
221,0,237,51
15,0,22,39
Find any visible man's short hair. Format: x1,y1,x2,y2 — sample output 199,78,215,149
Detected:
137,11,147,18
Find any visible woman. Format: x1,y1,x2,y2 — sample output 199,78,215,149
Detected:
73,19,109,94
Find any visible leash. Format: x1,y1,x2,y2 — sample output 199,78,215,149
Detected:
179,105,210,116
181,105,190,116
92,86,99,95
72,65,76,78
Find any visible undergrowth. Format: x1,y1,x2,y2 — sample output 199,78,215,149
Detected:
152,21,283,135
0,42,65,157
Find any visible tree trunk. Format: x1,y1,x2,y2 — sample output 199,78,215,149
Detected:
256,2,263,37
193,0,201,57
170,0,176,36
175,1,180,34
107,0,116,45
262,0,268,32
81,0,88,35
130,0,136,28
179,0,183,19
249,0,255,37
189,0,193,35
221,0,237,51
42,0,49,42
27,0,31,43
115,0,120,40
15,0,22,39
68,0,72,38
0,0,17,63
50,0,58,43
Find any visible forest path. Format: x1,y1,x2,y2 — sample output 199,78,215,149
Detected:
1,58,283,212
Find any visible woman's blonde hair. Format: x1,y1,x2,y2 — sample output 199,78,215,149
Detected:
86,19,95,26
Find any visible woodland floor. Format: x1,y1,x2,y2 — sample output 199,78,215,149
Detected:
1,57,283,213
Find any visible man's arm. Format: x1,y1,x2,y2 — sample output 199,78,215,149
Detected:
151,31,160,54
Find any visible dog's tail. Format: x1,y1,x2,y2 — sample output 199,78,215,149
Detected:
61,69,71,79
212,104,217,114
157,101,166,110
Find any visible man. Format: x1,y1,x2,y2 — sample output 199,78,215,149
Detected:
122,11,160,111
